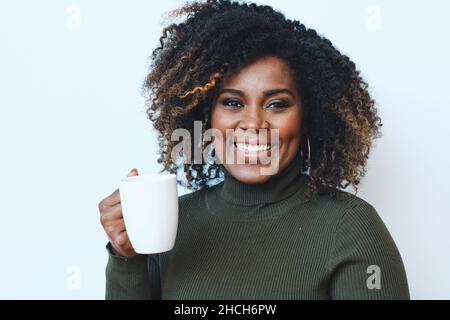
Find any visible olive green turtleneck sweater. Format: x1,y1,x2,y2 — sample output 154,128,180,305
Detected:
105,154,410,300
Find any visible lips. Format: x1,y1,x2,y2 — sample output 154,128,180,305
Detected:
230,133,277,153
233,136,272,146
234,142,272,152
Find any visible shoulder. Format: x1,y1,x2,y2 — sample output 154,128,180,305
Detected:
323,191,410,299
178,181,223,202
177,183,221,217
177,188,202,209
333,191,385,235
178,189,198,203
305,189,393,245
319,190,400,261
178,184,216,204
311,188,380,222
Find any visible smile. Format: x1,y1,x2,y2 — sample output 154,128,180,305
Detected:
234,142,272,152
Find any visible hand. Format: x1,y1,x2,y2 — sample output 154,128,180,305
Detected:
99,168,139,257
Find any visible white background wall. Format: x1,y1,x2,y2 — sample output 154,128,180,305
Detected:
1,0,449,299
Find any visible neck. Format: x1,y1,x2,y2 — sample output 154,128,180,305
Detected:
218,150,308,206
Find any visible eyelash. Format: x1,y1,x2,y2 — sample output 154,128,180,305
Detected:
221,99,290,110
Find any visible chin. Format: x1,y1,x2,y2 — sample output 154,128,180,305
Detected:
224,164,275,184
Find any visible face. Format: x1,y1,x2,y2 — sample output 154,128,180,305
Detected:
210,55,303,184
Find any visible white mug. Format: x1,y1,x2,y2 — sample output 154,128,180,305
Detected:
119,172,178,254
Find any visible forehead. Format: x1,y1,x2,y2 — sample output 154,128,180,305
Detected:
220,55,297,90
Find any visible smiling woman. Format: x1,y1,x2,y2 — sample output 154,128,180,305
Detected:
101,0,410,300
210,55,303,184
143,2,383,201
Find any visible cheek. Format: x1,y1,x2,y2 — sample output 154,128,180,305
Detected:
211,107,234,129
210,107,221,130
272,112,302,143
211,107,234,137
210,108,229,149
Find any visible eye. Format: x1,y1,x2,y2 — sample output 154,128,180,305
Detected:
266,100,290,110
221,99,243,109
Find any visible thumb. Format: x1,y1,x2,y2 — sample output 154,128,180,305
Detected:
127,168,139,177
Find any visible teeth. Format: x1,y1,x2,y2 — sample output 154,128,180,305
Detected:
236,143,271,152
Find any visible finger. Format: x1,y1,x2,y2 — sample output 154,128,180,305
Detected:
105,219,126,240
115,230,131,248
99,204,122,228
101,189,120,208
118,231,136,253
112,219,126,236
100,203,123,221
128,168,139,176
116,218,126,232
99,169,139,210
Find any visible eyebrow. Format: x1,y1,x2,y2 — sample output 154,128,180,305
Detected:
217,88,295,98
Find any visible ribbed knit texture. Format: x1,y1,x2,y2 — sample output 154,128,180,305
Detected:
105,152,410,300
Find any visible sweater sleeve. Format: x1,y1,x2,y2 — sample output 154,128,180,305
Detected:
105,242,161,300
327,201,410,300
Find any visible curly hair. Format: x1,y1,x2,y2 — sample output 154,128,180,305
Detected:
143,0,383,202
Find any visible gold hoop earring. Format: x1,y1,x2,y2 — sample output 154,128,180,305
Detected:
300,136,311,175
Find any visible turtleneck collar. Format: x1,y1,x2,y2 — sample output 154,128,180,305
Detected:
215,149,308,207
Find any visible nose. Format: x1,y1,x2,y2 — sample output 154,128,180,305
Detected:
238,104,269,131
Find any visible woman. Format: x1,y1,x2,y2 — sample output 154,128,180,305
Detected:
98,0,409,299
